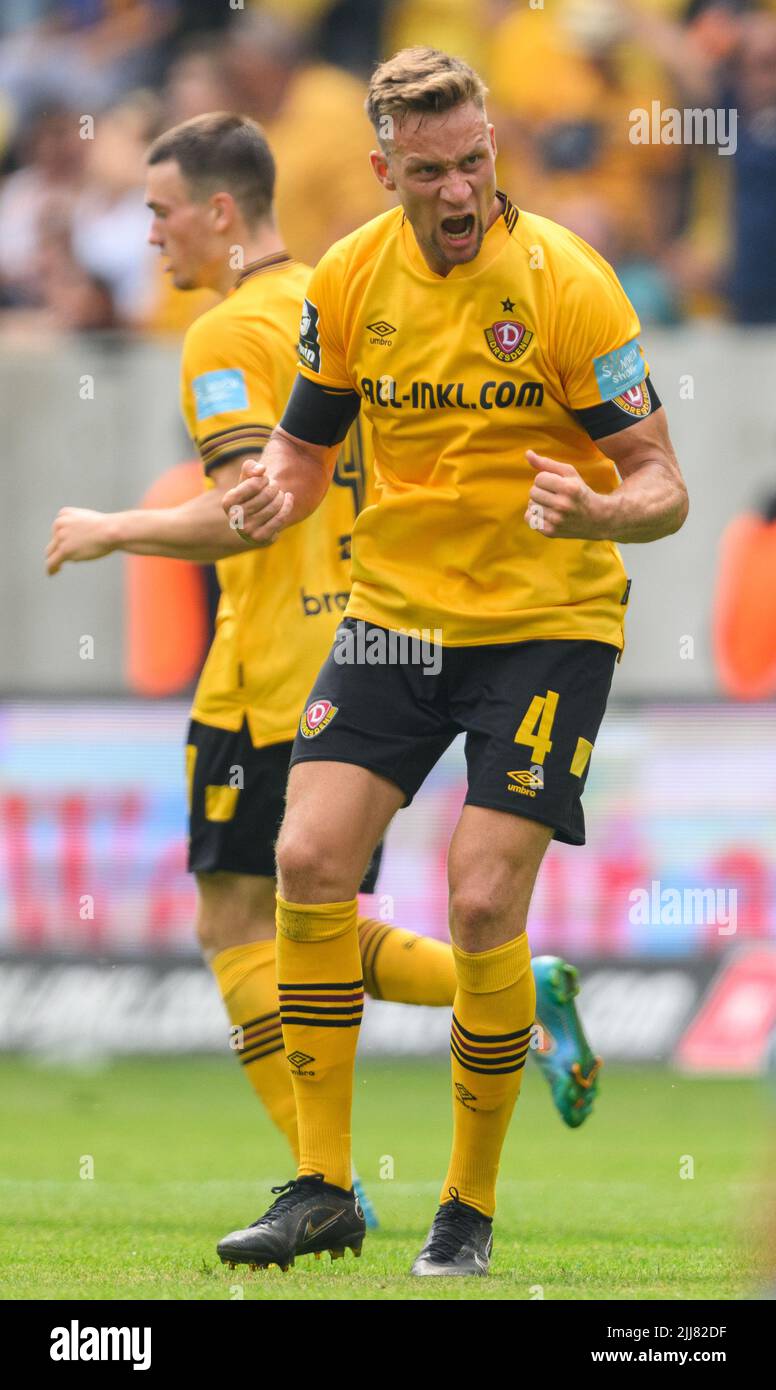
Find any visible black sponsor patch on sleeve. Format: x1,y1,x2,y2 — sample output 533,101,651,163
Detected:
575,375,662,440
297,297,321,374
281,373,361,447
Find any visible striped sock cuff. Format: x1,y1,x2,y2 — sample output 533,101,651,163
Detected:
278,979,365,1028
276,895,358,943
357,918,394,999
210,939,276,1002
452,933,531,994
450,1013,532,1076
233,1010,285,1065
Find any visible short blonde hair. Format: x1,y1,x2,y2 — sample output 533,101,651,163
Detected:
365,47,488,144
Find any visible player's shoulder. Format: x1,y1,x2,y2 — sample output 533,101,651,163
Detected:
181,293,238,368
248,257,313,311
312,206,404,287
182,260,311,368
513,207,624,298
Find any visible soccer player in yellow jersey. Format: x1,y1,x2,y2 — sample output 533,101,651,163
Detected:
221,49,689,1276
43,112,472,1191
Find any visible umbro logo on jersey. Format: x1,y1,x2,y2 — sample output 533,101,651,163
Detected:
485,319,533,363
300,699,338,738
287,1050,316,1073
366,320,396,342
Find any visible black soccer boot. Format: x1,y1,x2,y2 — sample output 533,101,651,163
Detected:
217,1174,365,1271
410,1187,493,1277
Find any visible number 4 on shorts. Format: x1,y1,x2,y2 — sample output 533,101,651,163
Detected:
513,690,559,765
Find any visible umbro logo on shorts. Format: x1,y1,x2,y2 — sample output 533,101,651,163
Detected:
300,699,338,738
506,768,544,799
507,768,543,787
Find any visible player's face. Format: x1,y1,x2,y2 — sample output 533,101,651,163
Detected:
145,159,219,290
373,102,499,276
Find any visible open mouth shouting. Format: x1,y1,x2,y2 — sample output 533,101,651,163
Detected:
439,212,477,251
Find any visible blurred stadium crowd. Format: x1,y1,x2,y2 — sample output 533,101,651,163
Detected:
1,0,776,340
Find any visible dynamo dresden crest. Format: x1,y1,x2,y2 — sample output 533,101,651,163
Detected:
613,381,652,418
300,698,338,739
484,319,533,363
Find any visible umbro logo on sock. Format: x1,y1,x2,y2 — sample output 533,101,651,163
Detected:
287,1051,316,1075
455,1082,478,1110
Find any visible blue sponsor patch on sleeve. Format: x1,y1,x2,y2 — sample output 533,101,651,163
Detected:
192,368,249,421
593,339,646,401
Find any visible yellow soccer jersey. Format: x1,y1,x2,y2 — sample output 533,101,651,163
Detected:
180,252,371,746
288,195,658,650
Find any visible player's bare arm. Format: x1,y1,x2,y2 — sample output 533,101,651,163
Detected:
221,426,336,544
45,455,270,575
525,407,689,544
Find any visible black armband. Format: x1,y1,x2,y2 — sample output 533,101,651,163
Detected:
280,373,361,447
575,375,662,440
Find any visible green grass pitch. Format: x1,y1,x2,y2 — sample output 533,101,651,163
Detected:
0,1055,771,1301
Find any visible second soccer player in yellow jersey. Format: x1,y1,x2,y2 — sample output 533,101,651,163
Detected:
44,112,469,1185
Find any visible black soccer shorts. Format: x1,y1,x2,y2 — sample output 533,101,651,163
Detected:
289,620,619,846
186,717,383,885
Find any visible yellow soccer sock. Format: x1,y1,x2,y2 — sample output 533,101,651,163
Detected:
276,895,362,1192
443,934,535,1218
210,940,299,1162
357,917,456,1006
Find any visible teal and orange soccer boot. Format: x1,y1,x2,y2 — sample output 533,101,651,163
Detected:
352,1169,379,1230
531,955,602,1128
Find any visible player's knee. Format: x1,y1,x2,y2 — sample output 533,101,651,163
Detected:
195,872,274,957
275,827,348,901
195,898,221,955
449,886,516,951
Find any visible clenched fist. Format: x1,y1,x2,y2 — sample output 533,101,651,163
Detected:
524,450,608,540
46,508,116,575
221,459,295,546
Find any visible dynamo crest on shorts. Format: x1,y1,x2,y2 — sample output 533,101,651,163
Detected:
484,319,533,363
300,698,338,738
613,381,652,417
